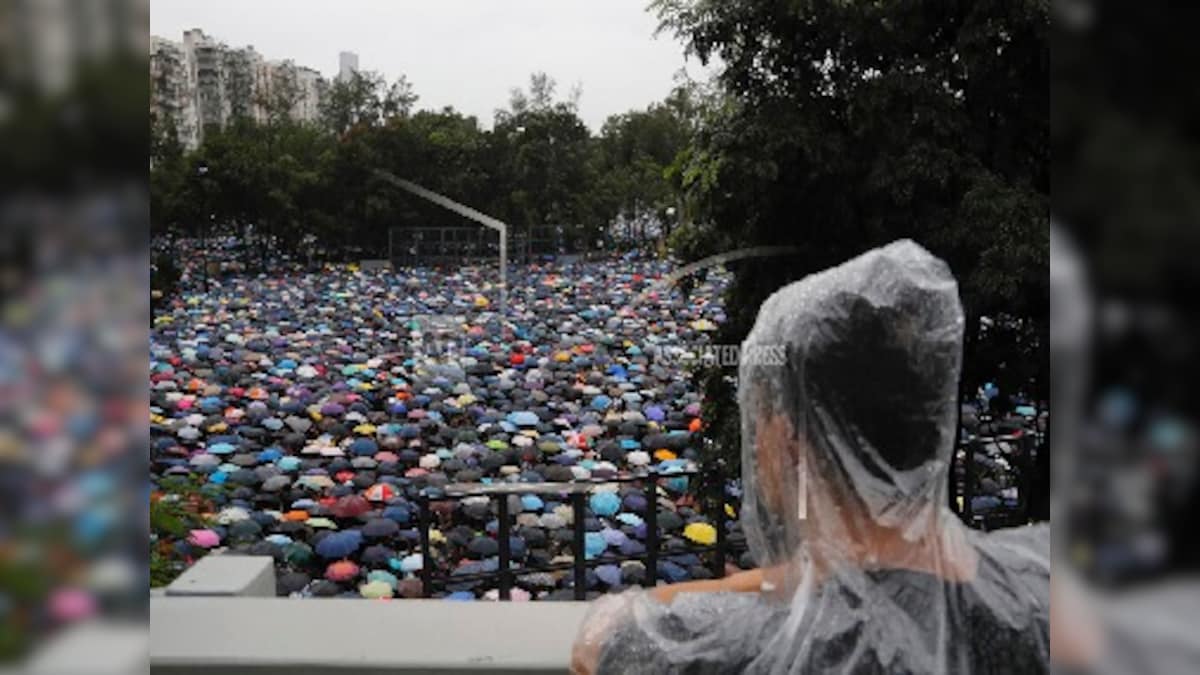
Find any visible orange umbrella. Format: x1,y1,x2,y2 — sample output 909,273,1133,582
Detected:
688,418,703,433
654,449,677,461
282,510,310,522
325,560,360,582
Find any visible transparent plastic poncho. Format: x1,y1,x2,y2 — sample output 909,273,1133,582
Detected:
573,240,1049,674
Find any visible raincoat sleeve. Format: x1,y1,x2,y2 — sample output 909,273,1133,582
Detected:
573,587,775,675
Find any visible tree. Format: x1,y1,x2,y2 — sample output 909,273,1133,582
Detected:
653,0,1050,470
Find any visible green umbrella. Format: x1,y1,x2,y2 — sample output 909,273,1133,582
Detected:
283,542,314,567
367,569,398,589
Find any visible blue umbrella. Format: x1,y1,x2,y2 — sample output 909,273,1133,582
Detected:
208,442,236,455
589,491,620,517
258,448,283,463
399,553,423,573
277,456,302,472
616,513,643,527
506,411,539,427
446,591,475,601
600,528,628,548
520,494,544,512
316,531,362,559
595,564,621,586
584,532,606,560
382,505,411,524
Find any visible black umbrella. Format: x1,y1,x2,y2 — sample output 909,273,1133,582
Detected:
362,518,400,539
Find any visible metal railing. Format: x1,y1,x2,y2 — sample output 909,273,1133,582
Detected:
949,430,1043,530
415,468,739,600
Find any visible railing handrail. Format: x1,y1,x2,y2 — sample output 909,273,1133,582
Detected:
416,467,731,600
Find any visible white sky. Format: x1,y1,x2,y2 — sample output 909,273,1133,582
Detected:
150,0,708,131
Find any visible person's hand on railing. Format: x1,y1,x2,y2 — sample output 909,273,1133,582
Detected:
647,567,764,605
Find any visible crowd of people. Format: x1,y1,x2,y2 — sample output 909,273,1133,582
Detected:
150,238,745,600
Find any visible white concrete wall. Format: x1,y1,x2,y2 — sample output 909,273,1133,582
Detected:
150,597,589,674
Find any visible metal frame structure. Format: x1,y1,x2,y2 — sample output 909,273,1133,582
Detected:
374,171,508,313
416,468,735,601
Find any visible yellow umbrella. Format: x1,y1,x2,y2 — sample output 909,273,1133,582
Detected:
359,580,394,599
683,522,717,546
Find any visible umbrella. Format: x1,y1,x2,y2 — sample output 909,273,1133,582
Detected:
216,507,250,524
362,518,400,539
381,505,411,524
359,580,394,599
331,495,372,518
507,411,539,427
187,529,220,548
584,532,606,559
278,571,311,596
315,532,360,559
398,553,423,573
367,570,399,589
589,492,620,517
325,560,360,582
468,537,499,558
261,475,292,492
283,542,314,567
595,564,622,586
683,522,717,545
616,513,644,527
363,483,398,502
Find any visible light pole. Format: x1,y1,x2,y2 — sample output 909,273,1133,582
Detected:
197,162,209,292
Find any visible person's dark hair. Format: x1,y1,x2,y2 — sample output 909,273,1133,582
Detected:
801,289,954,473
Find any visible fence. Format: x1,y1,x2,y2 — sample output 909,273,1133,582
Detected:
949,430,1043,530
415,468,736,600
409,428,1045,601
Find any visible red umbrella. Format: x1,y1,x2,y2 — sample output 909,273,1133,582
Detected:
325,560,360,582
331,494,372,518
363,483,398,502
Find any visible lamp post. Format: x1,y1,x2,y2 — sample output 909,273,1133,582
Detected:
196,162,209,292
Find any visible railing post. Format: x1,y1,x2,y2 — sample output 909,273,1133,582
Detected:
644,476,657,588
1018,433,1034,524
418,493,433,598
572,491,586,601
713,464,726,578
497,494,512,601
962,438,976,526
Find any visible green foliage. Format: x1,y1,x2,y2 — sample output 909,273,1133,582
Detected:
653,0,1050,467
151,70,695,261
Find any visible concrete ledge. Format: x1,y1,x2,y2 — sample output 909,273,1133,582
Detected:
150,597,590,674
164,555,275,597
25,621,149,674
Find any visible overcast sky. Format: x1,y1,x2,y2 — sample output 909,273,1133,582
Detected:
150,0,706,131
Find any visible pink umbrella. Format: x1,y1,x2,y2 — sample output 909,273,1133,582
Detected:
188,529,220,548
48,588,97,622
374,451,400,463
404,467,429,479
325,560,360,582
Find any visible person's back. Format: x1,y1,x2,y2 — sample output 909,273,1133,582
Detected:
573,241,1050,674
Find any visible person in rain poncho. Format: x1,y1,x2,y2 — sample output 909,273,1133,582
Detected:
572,240,1049,674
